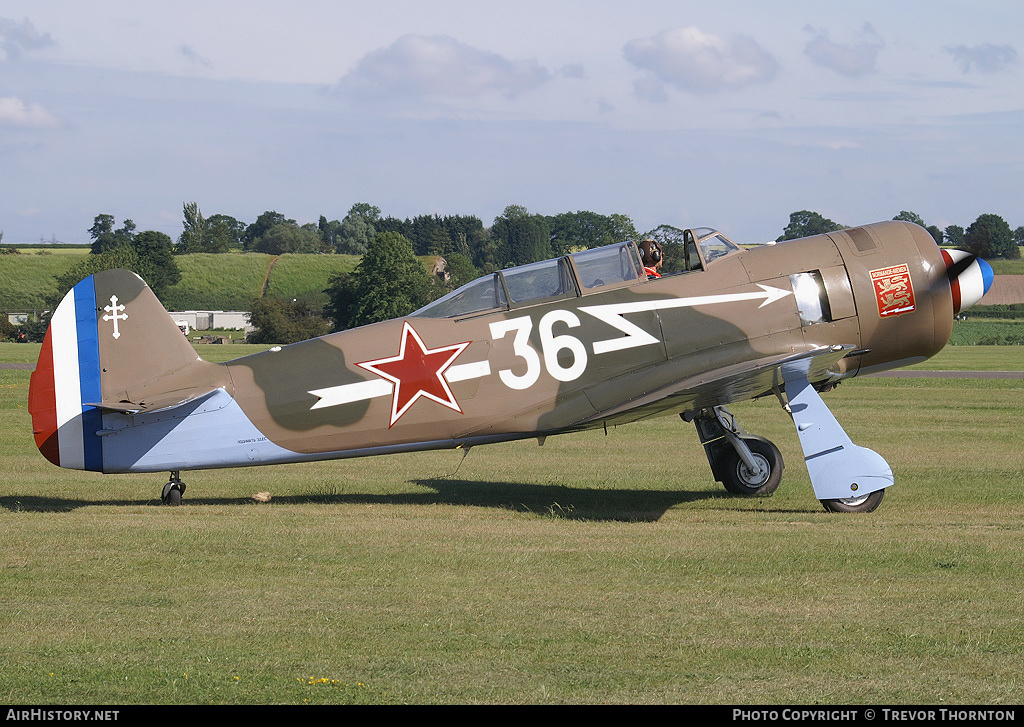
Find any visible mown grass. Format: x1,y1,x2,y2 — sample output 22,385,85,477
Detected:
263,254,359,309
987,259,1024,275
160,254,274,311
3,251,382,313
949,318,1024,346
1,344,1023,704
0,253,83,309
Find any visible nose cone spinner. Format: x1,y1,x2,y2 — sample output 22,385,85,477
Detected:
941,249,994,315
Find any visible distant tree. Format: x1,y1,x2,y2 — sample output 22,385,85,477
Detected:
175,202,236,254
547,211,638,256
251,223,321,255
177,202,210,254
423,216,456,256
407,215,442,255
318,215,343,251
443,216,486,257
892,211,942,244
1015,226,1024,248
50,245,142,306
322,272,359,332
206,214,245,251
247,297,330,344
965,213,1017,259
89,214,137,254
336,203,381,255
76,215,181,301
324,232,433,330
0,316,23,342
945,225,965,248
243,211,292,251
88,213,115,250
376,215,413,240
442,252,480,291
133,231,181,295
776,211,843,241
19,313,49,343
893,210,926,227
492,205,551,267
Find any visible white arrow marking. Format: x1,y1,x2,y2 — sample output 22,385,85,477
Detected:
581,284,792,354
445,360,492,383
308,360,493,410
309,379,392,410
307,285,791,408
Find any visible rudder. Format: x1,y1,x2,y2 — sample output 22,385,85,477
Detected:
29,269,212,470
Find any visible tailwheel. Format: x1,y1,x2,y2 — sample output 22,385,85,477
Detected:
161,471,185,506
721,437,783,497
820,488,884,513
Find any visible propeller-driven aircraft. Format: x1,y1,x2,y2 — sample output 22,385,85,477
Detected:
28,220,992,512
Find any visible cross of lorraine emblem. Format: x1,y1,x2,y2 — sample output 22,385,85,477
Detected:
102,294,128,339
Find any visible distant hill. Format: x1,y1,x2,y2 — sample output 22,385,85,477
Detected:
982,276,1024,305
0,250,360,312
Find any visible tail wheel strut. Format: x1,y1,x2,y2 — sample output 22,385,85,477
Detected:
161,471,185,506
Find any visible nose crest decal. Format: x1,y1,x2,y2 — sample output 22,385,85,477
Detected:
870,264,917,318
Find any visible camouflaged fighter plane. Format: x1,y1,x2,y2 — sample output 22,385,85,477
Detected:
28,220,992,512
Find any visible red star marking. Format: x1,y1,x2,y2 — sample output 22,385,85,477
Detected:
357,321,471,427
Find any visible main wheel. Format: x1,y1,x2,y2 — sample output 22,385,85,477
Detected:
820,489,884,513
721,438,783,497
161,482,183,506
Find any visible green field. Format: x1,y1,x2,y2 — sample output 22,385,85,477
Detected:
1,343,1023,704
1,251,377,313
988,259,1024,275
949,318,1024,346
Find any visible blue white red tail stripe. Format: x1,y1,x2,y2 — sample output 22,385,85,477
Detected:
29,276,105,471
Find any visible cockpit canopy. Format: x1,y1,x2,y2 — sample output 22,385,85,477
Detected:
413,228,741,319
690,227,741,264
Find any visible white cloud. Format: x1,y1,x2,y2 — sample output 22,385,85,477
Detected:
0,96,60,128
336,34,552,99
0,16,55,61
946,43,1018,74
622,26,779,95
803,24,884,77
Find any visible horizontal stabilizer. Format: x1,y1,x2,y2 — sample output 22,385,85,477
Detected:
85,385,224,416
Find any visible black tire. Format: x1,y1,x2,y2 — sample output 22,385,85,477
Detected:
161,482,183,506
820,488,884,513
721,438,783,497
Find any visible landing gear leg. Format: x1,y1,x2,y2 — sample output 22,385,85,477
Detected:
780,364,892,512
161,471,185,506
686,407,783,497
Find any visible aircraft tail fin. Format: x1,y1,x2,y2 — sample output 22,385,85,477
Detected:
29,269,226,471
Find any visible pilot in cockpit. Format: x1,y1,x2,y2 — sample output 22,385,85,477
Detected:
639,239,663,278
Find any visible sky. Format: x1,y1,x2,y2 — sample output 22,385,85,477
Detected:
1,1,1021,245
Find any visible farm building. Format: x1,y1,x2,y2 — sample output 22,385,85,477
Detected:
168,310,252,333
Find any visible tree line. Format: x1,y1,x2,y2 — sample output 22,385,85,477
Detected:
5,203,1020,344
778,210,1023,260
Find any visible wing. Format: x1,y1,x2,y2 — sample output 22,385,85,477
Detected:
583,344,859,427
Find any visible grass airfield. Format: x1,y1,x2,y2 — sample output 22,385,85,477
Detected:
1,343,1022,704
